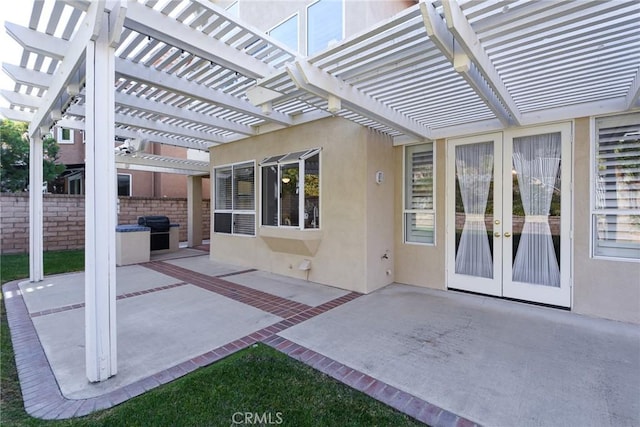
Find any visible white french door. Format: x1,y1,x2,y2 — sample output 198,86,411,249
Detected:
446,124,572,307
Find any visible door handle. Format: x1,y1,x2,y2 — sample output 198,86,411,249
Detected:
494,232,501,238
504,232,512,238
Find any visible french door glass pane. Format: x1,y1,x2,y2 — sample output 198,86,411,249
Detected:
511,133,561,287
454,142,494,278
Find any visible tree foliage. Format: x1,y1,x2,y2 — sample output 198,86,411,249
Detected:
0,119,65,193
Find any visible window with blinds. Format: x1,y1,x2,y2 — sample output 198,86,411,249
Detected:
214,161,255,236
593,113,640,260
404,143,435,244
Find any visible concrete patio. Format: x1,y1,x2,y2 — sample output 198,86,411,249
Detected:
3,251,639,426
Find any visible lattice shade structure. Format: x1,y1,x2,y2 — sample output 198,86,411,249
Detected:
2,0,637,151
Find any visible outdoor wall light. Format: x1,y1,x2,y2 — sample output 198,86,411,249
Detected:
282,177,291,184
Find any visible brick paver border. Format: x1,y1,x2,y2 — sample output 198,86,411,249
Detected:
4,268,480,426
262,337,480,427
29,282,188,318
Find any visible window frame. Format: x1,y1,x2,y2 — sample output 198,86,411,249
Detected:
214,160,256,237
260,148,321,231
590,113,640,262
306,0,344,56
117,173,132,197
226,1,239,16
268,13,299,52
403,142,436,246
57,127,74,144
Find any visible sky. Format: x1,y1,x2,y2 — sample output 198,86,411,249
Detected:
0,0,36,111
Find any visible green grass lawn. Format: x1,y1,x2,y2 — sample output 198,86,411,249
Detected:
0,251,424,426
0,250,84,284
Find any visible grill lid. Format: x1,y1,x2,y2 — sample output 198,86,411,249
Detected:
137,215,171,232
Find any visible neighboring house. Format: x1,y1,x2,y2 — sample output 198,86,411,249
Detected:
53,126,210,198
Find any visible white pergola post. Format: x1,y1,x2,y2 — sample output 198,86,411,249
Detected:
187,176,203,247
84,11,117,382
28,134,43,282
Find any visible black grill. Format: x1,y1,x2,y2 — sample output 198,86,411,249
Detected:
138,216,171,251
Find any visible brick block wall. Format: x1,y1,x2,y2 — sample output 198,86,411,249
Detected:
0,193,210,254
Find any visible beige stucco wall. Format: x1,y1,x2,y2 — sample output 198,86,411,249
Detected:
393,138,447,290
572,117,640,323
210,117,393,293
364,130,396,292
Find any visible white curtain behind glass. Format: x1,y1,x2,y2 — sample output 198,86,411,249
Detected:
512,133,561,287
455,142,494,278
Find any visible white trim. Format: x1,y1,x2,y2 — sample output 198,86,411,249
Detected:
259,148,322,230
226,0,240,16
28,135,44,282
57,127,74,144
445,123,574,307
590,112,640,261
402,141,436,246
213,160,257,237
117,173,132,197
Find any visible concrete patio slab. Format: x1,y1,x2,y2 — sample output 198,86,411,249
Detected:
31,284,281,399
18,265,180,314
278,284,640,427
163,255,248,277
222,270,350,307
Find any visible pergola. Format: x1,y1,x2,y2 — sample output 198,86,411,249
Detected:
2,0,638,383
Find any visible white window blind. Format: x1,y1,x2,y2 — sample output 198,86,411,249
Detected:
404,143,435,244
593,113,640,259
214,162,255,236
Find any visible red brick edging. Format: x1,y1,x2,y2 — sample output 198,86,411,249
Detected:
3,269,480,426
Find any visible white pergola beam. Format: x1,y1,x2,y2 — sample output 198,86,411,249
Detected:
115,58,292,126
84,6,117,383
290,60,432,140
114,128,211,150
123,1,273,80
8,112,213,151
3,22,292,128
441,0,522,125
5,21,67,61
29,134,44,282
115,91,253,135
625,69,640,109
116,153,209,174
28,1,103,138
66,102,228,144
420,1,513,127
3,63,53,89
0,89,39,109
0,107,34,123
